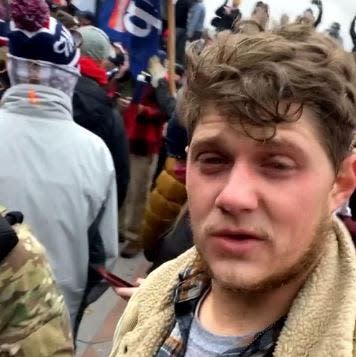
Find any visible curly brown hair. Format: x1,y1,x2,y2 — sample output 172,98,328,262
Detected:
181,25,356,171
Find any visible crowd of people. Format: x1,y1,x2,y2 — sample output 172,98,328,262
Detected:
0,0,355,355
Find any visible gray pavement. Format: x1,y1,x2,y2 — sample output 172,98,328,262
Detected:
76,252,151,357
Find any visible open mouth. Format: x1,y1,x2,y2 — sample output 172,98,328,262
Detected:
212,231,264,241
209,231,265,254
228,234,260,240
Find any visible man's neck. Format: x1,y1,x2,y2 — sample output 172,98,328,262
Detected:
199,277,306,337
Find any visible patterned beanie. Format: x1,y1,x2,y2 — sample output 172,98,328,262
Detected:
77,25,114,62
6,0,80,97
8,0,80,66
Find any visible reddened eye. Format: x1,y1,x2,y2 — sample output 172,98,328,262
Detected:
198,154,225,165
195,153,230,174
266,161,294,170
260,155,297,178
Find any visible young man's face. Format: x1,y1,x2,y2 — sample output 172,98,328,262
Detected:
186,106,352,292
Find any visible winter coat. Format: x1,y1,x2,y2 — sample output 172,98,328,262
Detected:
124,85,166,156
73,75,130,208
141,157,187,252
140,86,189,255
0,84,118,327
154,80,188,161
0,207,74,355
155,78,176,118
175,0,193,29
146,209,193,272
166,112,188,160
212,1,241,31
110,217,356,357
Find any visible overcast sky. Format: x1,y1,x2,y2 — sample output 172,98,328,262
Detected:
73,0,355,50
205,0,355,50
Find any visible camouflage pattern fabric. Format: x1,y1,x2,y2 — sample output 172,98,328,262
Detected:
0,208,74,356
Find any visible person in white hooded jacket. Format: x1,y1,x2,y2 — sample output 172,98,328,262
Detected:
0,0,118,333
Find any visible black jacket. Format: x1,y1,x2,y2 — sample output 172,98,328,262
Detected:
145,211,193,273
176,0,193,29
211,1,241,31
155,78,176,118
73,76,130,208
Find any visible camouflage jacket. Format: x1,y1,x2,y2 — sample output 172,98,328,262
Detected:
0,208,74,356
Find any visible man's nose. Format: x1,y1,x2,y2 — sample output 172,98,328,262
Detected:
214,162,259,214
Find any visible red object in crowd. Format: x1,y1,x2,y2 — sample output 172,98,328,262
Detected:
51,0,67,5
79,56,108,87
163,28,169,39
123,86,166,156
10,0,50,31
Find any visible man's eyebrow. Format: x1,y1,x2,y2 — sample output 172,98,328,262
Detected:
190,134,227,151
190,134,308,158
257,137,306,156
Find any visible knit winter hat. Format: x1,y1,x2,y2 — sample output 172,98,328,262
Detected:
8,0,80,67
77,25,114,62
6,0,81,98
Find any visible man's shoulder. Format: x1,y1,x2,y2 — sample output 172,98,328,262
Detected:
75,76,108,103
0,223,74,354
71,121,115,162
111,248,198,355
1,223,54,291
73,78,117,143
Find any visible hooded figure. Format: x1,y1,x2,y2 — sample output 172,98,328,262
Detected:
0,0,118,333
73,25,130,211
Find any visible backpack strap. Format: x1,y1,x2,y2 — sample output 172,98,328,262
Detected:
0,212,22,263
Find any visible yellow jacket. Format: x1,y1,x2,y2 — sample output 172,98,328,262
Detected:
140,157,187,251
110,217,356,357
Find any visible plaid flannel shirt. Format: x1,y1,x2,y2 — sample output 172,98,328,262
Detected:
156,266,285,357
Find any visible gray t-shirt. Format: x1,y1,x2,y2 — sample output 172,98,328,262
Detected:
185,290,255,356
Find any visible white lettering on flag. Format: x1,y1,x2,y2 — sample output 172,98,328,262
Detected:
123,2,162,37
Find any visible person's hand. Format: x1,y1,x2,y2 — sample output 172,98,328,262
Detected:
148,56,167,88
118,97,131,111
113,278,145,301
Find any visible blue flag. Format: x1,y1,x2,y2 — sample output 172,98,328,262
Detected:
98,0,162,77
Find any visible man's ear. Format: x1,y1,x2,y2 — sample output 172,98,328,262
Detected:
329,153,356,212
